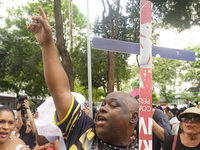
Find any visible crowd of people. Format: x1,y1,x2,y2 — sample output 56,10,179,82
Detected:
0,6,200,150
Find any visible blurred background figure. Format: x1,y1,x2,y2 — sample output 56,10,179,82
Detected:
17,99,36,149
169,107,186,135
12,118,20,137
164,107,173,120
157,105,164,112
184,98,195,108
171,104,179,116
92,103,97,120
33,109,39,119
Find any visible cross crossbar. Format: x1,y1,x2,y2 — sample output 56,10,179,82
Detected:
92,37,195,62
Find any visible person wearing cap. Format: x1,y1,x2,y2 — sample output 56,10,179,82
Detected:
162,107,200,150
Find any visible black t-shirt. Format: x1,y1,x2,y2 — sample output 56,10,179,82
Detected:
19,124,36,149
171,108,178,116
163,134,200,150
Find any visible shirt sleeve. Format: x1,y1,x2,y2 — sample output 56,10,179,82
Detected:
153,109,172,140
54,95,95,148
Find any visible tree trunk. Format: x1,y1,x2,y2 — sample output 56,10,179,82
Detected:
102,0,120,95
54,0,74,91
116,72,120,91
69,0,73,53
106,51,115,94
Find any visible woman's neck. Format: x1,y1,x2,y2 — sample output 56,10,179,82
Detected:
0,138,12,150
180,133,200,147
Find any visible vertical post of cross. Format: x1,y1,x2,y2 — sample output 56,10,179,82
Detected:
139,0,153,150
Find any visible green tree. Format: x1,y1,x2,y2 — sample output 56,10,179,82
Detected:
152,58,185,102
152,92,160,103
125,0,200,102
183,45,200,94
93,1,134,95
150,0,200,31
0,0,87,98
0,12,48,99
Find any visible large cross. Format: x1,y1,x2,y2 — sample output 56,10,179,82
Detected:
92,0,195,150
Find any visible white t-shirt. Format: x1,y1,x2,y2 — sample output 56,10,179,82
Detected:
169,117,180,125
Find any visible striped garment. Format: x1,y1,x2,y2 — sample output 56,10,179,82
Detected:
55,96,138,150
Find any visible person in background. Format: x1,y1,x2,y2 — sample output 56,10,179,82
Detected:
12,118,20,137
82,104,89,116
162,107,200,150
185,98,195,108
33,109,39,119
152,108,172,150
157,105,164,112
169,107,186,135
28,6,139,149
114,104,171,150
171,104,179,116
164,107,173,120
17,99,36,149
0,106,30,150
92,103,97,120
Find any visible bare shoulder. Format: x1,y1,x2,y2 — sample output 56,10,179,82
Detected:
10,134,25,145
6,138,30,150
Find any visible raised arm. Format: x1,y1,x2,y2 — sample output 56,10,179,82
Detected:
152,119,165,141
27,6,72,121
23,99,36,134
152,108,172,142
17,103,23,130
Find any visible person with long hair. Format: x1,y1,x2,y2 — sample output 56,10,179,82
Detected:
17,99,36,149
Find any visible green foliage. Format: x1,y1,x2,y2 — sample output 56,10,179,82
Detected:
71,36,107,91
183,45,200,87
74,81,105,102
0,0,87,100
93,3,136,93
194,98,200,105
125,0,140,43
152,58,186,102
129,63,140,92
115,53,132,91
152,92,160,103
150,0,200,31
1,0,199,104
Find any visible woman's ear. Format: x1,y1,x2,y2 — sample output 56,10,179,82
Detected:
179,122,183,133
130,112,138,124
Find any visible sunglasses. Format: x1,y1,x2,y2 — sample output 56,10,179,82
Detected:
180,117,200,123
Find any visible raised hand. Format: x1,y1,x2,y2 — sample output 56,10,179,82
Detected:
23,99,29,109
28,6,53,46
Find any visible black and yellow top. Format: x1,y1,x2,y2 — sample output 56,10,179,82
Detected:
55,96,138,150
